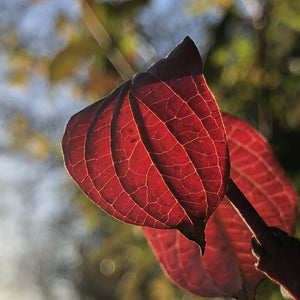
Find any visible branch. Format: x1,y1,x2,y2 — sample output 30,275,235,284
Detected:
226,178,300,299
80,1,135,81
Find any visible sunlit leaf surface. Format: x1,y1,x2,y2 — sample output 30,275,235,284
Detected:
144,113,298,298
62,37,229,251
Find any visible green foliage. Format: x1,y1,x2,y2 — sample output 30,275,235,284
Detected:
49,39,99,82
48,0,148,97
204,1,300,133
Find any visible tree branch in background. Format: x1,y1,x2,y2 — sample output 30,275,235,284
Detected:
80,0,135,81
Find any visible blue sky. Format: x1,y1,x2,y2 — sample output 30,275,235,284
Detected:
0,1,85,299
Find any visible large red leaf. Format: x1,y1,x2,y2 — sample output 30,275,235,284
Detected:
62,37,229,250
144,113,298,298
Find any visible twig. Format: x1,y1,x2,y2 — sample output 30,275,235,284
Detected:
226,177,300,299
226,178,276,248
80,1,135,81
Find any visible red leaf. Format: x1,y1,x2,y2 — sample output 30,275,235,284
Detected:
62,37,229,250
143,113,298,298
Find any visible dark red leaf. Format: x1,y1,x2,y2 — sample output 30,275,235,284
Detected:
144,113,298,298
62,37,230,250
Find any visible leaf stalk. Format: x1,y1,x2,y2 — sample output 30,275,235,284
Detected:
226,177,300,300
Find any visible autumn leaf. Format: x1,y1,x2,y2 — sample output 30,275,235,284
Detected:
143,113,298,298
62,36,230,251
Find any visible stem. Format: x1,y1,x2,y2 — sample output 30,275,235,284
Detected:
80,1,135,81
226,177,300,299
225,177,277,248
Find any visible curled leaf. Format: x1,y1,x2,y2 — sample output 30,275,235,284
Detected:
144,113,298,298
62,37,230,251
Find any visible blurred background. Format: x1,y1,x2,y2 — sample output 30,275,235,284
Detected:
0,0,299,299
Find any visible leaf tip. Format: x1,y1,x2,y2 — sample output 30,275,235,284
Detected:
168,36,203,74
179,221,206,255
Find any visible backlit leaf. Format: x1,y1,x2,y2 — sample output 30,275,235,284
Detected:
62,37,230,251
143,113,298,298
